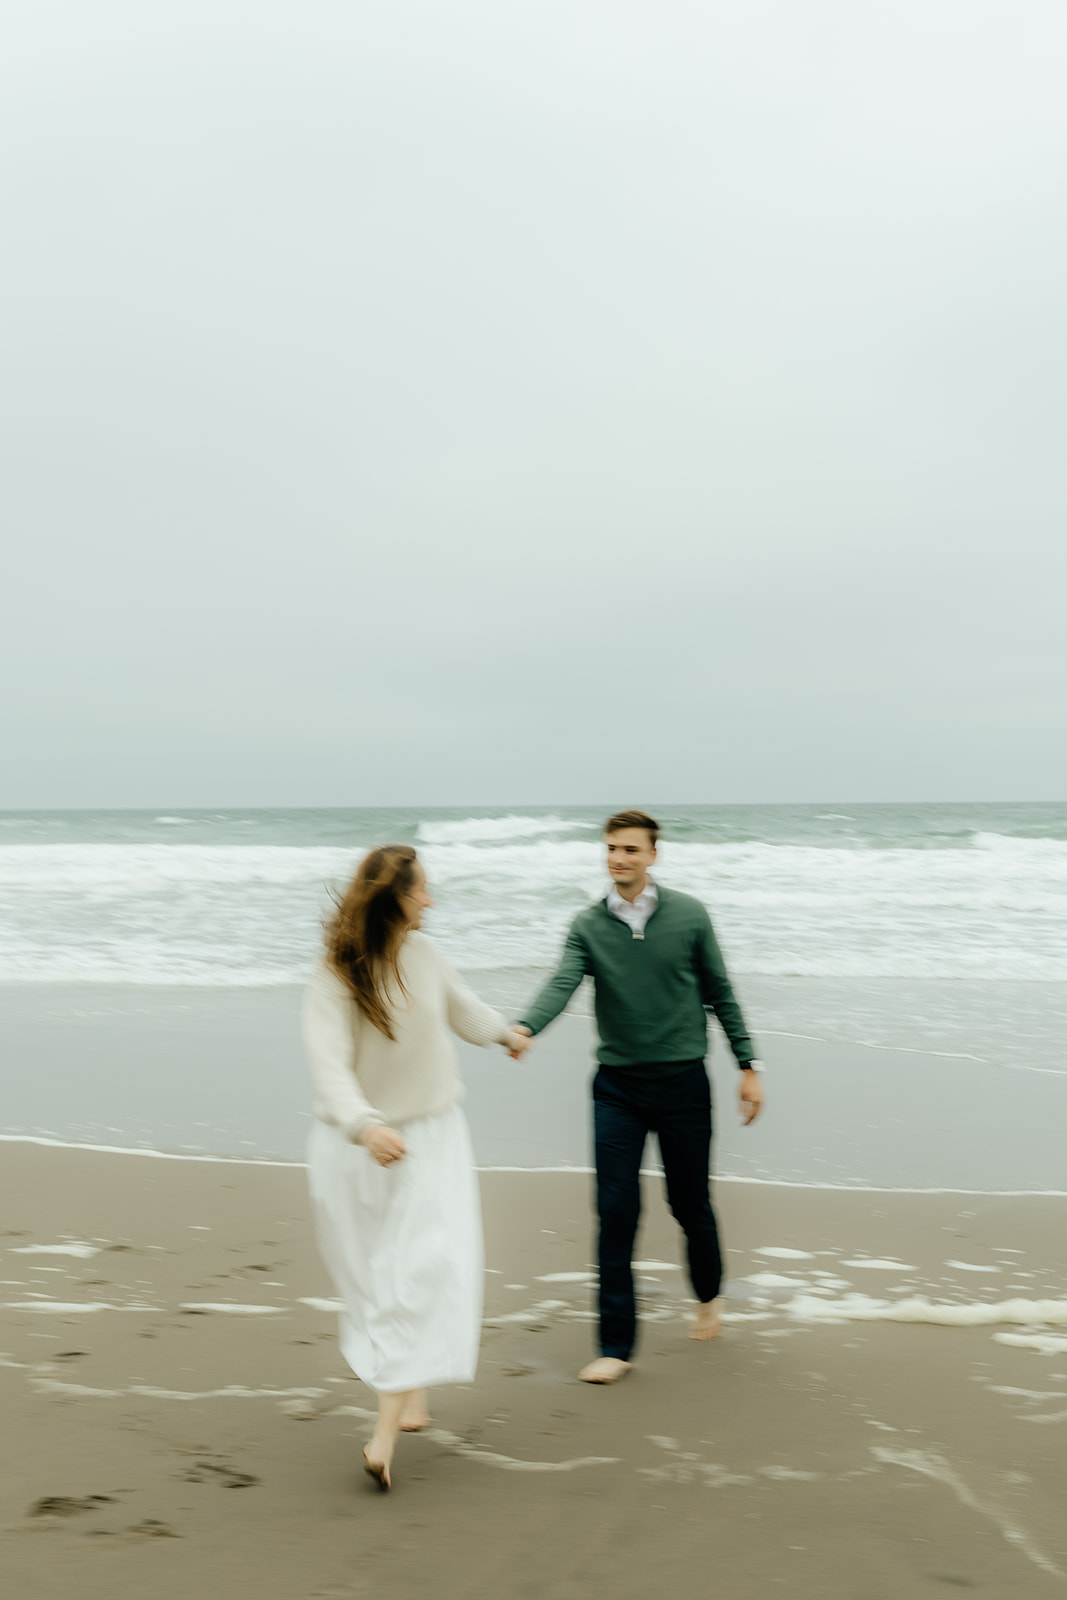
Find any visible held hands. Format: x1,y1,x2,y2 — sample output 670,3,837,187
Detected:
506,1026,533,1061
739,1069,763,1127
360,1124,407,1167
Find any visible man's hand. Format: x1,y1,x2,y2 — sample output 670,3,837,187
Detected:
359,1125,407,1167
507,1025,533,1061
739,1069,763,1126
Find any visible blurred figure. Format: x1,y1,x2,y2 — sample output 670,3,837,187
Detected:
512,810,763,1383
304,844,529,1490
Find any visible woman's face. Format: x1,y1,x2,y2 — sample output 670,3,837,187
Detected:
400,860,434,929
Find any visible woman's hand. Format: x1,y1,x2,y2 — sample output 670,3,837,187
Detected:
506,1026,533,1061
359,1125,407,1167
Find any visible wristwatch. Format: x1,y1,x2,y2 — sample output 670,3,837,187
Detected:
741,1060,764,1073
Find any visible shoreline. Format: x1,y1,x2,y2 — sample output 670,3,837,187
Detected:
6,1131,1067,1197
5,978,1067,1185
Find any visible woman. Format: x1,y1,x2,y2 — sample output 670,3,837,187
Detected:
304,844,528,1491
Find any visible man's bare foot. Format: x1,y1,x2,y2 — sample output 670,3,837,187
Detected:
398,1389,431,1432
578,1357,632,1384
689,1299,721,1341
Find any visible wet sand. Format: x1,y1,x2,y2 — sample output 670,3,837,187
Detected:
5,981,1067,1186
2,1142,1067,1597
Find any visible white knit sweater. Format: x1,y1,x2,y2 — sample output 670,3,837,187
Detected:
304,931,516,1141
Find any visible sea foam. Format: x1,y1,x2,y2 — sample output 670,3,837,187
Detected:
2,823,1067,984
788,1293,1067,1328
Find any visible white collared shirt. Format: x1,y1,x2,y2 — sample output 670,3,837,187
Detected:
607,879,658,939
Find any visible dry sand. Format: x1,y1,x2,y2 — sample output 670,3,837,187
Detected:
2,1142,1067,1598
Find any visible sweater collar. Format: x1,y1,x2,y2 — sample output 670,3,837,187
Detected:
601,880,665,924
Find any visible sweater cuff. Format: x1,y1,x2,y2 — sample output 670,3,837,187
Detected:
343,1109,386,1144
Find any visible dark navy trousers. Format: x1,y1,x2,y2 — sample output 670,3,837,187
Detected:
593,1061,723,1361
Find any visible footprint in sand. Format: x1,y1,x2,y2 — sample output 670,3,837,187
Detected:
180,1459,259,1489
28,1494,116,1520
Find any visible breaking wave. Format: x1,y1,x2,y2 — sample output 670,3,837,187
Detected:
0,819,1065,984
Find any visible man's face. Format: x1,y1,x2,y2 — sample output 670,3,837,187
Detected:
605,828,657,890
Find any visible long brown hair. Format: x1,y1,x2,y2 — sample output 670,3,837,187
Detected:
325,844,419,1039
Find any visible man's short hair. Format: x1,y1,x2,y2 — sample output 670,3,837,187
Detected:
603,809,660,846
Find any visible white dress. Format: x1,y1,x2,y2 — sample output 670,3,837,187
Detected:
302,936,512,1395
307,1106,483,1392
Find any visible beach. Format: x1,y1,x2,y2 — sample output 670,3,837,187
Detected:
6,0,1067,1575
3,1138,1067,1598
3,804,1067,1594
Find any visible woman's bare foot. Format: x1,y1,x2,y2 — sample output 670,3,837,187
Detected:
362,1445,391,1491
578,1357,632,1384
689,1299,721,1340
398,1389,431,1432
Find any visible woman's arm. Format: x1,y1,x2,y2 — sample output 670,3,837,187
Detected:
302,966,387,1143
441,961,520,1049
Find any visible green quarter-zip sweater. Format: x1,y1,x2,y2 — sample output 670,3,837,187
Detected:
518,885,755,1073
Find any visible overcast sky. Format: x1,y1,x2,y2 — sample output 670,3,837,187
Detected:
3,0,1065,807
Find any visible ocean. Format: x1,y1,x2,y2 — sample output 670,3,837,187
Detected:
2,804,1066,1180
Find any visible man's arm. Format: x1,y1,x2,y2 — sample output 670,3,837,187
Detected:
694,912,756,1067
516,924,592,1037
693,911,763,1124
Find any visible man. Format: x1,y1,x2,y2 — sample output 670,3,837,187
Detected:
512,809,763,1384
